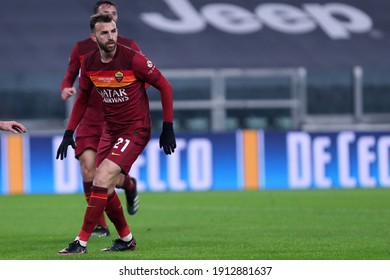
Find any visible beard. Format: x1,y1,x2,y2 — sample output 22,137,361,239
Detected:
97,39,117,54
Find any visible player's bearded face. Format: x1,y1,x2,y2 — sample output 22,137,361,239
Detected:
94,22,118,53
97,37,117,53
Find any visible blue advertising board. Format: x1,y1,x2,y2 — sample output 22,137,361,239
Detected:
264,131,390,189
1,130,390,194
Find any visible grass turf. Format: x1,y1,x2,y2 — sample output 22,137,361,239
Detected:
0,188,389,260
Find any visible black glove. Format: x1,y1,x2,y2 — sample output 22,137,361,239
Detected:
159,122,176,155
56,130,76,160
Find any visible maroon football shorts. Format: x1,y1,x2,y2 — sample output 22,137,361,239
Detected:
96,131,149,174
75,135,100,159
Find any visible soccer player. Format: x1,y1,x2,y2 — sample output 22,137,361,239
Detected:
0,121,27,134
60,1,141,237
56,13,176,254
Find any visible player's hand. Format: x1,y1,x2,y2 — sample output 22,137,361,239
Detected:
56,130,76,160
159,122,176,155
0,121,27,134
61,87,77,101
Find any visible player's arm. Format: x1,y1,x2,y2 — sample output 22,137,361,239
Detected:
129,40,141,53
0,121,27,134
132,53,173,122
132,53,176,155
60,43,81,101
66,88,89,131
56,63,92,160
128,39,151,89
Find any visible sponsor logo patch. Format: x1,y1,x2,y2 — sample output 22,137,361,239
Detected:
115,71,124,82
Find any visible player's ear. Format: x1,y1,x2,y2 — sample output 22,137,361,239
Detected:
90,33,97,42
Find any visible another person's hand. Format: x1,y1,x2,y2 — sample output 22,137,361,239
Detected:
159,122,176,155
61,87,77,101
0,121,27,134
56,130,76,160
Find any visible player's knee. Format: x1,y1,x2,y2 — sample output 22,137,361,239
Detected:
81,167,95,181
93,178,110,189
94,169,118,188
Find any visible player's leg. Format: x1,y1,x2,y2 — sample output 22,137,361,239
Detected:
58,133,143,255
96,160,136,252
58,159,121,255
101,134,147,251
115,174,139,215
78,147,110,237
102,177,137,251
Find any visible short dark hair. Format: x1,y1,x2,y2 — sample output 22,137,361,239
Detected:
93,1,117,14
90,13,114,31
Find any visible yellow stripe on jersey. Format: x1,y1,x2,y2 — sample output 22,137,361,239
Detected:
7,135,24,194
88,70,137,87
243,130,259,190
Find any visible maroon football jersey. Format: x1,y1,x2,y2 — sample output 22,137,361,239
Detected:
67,43,173,143
61,37,141,137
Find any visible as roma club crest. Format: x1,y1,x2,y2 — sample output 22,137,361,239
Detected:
115,71,124,82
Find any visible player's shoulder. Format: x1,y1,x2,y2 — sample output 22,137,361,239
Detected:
82,48,100,68
117,42,137,55
77,37,97,55
118,35,135,45
118,35,130,42
118,36,140,51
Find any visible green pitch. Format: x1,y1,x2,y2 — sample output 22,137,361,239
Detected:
0,188,389,260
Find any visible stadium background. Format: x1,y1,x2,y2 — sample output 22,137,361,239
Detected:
1,0,390,194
